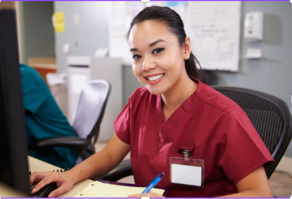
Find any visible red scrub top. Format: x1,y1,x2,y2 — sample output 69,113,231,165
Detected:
114,78,274,197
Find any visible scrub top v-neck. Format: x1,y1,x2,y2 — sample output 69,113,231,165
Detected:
114,77,273,197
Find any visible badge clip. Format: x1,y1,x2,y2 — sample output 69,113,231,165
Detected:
178,148,192,161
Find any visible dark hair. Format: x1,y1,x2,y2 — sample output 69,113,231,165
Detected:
127,6,206,84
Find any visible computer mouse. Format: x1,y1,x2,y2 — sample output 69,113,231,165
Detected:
31,182,58,197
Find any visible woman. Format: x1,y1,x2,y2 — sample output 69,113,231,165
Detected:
30,6,274,197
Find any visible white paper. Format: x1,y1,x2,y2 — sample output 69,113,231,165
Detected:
74,181,165,197
71,74,88,95
171,163,202,186
245,48,262,59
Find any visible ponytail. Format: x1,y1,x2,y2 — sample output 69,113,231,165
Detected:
185,53,206,83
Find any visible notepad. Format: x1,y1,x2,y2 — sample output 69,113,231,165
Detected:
75,181,165,197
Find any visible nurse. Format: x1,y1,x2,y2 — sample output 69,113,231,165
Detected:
30,6,274,197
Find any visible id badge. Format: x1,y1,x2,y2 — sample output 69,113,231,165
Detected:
170,149,204,187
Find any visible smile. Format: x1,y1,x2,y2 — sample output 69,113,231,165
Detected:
145,73,165,85
146,74,165,81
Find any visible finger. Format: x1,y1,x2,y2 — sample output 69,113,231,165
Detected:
31,175,55,193
48,186,66,198
30,171,52,185
129,192,163,198
128,194,142,197
148,191,157,195
128,193,150,197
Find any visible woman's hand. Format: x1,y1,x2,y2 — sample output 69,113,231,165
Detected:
30,170,76,197
128,191,165,197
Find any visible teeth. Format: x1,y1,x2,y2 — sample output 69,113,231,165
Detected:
148,74,164,81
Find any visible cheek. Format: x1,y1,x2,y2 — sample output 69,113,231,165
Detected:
160,49,183,71
169,50,185,71
159,56,181,74
132,64,139,76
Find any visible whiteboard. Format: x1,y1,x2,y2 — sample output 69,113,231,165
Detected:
186,2,241,71
109,2,241,71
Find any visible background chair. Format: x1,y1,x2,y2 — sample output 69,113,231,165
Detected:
105,86,292,181
35,79,111,163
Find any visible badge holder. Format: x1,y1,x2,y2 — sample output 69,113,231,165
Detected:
170,148,204,187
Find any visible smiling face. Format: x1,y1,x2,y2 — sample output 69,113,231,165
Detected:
128,20,190,96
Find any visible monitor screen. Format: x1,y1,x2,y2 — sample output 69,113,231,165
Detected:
0,9,31,195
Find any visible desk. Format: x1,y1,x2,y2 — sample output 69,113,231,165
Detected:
0,182,27,197
28,156,93,197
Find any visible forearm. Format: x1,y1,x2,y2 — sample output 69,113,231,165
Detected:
68,149,118,184
68,134,130,185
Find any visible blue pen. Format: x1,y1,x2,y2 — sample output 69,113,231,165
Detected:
142,172,164,194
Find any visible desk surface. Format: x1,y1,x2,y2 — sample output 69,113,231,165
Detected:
0,182,27,197
29,156,93,197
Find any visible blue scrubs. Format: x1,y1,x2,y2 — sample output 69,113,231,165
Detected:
20,64,79,168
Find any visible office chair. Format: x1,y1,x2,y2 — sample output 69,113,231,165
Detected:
104,86,292,181
203,70,218,86
34,80,111,161
211,86,292,178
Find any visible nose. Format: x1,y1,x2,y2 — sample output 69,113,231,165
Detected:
142,55,156,71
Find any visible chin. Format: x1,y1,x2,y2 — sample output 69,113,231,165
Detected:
146,85,165,96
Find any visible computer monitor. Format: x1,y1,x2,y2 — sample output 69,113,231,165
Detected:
0,9,31,195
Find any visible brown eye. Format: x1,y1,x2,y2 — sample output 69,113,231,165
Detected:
153,48,165,54
133,54,141,60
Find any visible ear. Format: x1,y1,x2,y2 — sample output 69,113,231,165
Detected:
183,37,191,60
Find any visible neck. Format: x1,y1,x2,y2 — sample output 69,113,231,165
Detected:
161,74,197,111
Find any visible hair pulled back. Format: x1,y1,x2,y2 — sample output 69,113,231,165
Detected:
127,6,206,83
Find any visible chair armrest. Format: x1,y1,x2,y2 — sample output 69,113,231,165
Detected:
96,159,132,181
104,165,133,182
34,137,90,150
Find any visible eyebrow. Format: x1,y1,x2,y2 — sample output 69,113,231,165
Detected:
129,39,166,52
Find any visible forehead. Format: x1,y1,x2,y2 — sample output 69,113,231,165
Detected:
128,20,177,47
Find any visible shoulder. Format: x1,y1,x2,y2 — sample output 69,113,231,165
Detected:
20,64,42,83
20,64,48,89
194,81,258,138
194,81,243,116
20,64,39,77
